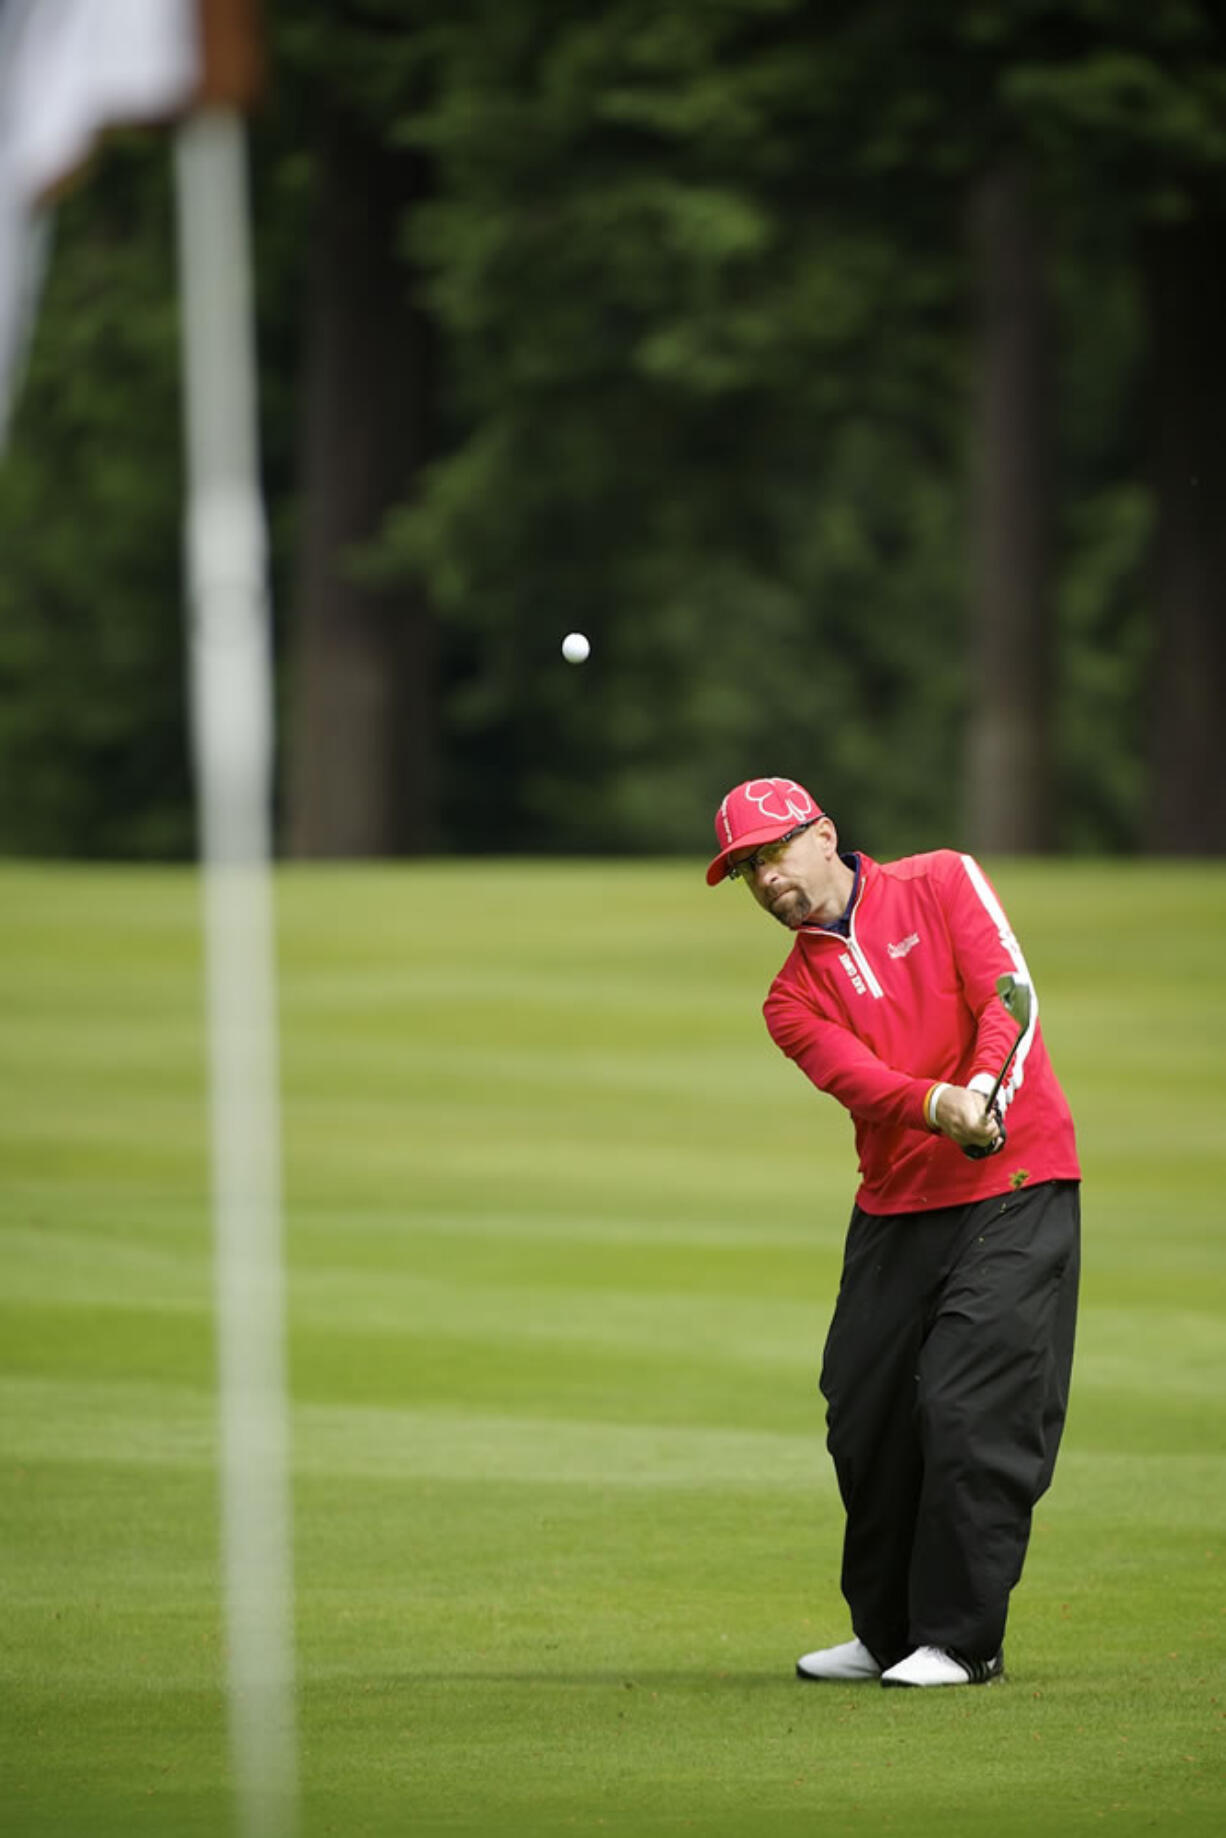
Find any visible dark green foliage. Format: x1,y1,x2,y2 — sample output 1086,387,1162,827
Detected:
382,0,972,854
0,145,191,857
0,0,1223,857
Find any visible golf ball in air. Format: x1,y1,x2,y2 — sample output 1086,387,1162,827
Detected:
562,632,591,664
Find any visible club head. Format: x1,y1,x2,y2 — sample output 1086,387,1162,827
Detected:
996,973,1032,1033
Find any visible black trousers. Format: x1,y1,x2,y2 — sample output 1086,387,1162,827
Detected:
820,1179,1080,1669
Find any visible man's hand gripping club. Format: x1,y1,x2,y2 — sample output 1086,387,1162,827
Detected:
932,1084,1004,1155
930,975,1033,1161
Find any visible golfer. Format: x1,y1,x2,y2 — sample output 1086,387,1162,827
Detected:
707,777,1080,1688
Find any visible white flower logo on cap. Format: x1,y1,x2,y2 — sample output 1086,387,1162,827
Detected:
743,779,815,826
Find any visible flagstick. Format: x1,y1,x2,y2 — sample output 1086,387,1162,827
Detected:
174,109,298,1838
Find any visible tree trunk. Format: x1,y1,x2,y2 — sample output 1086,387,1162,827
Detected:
965,161,1054,853
284,110,435,857
1142,212,1226,854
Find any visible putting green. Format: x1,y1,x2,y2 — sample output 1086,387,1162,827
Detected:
1,859,1224,1835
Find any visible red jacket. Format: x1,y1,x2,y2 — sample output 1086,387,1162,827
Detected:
763,850,1080,1215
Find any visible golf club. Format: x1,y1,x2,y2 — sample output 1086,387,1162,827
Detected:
961,973,1032,1160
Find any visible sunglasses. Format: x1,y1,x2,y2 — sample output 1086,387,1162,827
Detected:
726,820,817,881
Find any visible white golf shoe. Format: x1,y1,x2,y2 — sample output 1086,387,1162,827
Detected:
880,1645,1005,1688
795,1636,882,1682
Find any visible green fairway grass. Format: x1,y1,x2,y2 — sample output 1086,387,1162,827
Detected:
2,858,1224,1836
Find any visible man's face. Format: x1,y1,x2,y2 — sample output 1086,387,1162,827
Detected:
728,817,845,929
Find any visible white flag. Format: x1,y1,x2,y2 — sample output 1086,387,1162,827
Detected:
0,0,200,446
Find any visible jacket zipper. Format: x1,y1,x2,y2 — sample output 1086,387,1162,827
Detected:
803,871,884,998
846,907,884,999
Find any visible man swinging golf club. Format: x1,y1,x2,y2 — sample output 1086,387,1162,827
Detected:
707,778,1080,1688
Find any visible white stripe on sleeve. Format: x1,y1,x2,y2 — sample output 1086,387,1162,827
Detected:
959,854,1038,1112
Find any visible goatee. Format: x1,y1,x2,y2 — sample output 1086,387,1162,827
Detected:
773,890,812,929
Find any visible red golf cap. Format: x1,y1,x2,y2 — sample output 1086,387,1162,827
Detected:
706,778,823,885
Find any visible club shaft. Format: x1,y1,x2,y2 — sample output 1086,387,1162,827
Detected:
983,1027,1025,1115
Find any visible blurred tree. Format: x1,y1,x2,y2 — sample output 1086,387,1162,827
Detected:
1142,209,1226,853
0,144,191,858
275,7,439,856
999,0,1226,850
282,105,436,856
966,158,1055,852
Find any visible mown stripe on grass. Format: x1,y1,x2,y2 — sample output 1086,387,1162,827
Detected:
0,1376,830,1489
1075,1306,1226,1399
6,1218,1224,1411
5,1377,1226,1522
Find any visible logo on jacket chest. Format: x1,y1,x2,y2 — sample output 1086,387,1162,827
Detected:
888,932,920,959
